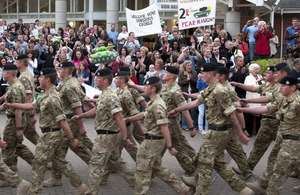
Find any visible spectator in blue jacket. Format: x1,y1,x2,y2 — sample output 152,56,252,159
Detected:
196,73,208,134
242,17,259,62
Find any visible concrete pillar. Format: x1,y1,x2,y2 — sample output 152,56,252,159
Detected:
106,0,119,32
225,10,241,39
55,0,67,31
89,0,94,27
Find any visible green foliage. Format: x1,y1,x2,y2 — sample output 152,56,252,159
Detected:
250,58,281,76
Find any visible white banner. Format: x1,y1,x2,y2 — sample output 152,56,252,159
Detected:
126,2,162,37
178,0,216,30
149,0,178,12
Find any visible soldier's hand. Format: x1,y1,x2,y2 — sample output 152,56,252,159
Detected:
16,130,24,139
169,147,178,156
71,139,79,148
29,116,37,125
125,139,134,148
182,92,190,98
168,110,177,118
239,134,249,145
190,129,197,138
243,129,250,137
71,115,80,121
239,99,248,107
79,127,87,136
2,103,11,109
0,140,7,150
230,81,238,86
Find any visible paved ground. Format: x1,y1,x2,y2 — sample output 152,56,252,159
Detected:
1,113,299,195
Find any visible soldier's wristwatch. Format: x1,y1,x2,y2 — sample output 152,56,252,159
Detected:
167,146,174,151
122,137,129,142
69,138,75,143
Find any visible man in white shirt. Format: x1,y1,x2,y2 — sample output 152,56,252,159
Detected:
0,19,7,37
123,32,140,55
117,24,128,51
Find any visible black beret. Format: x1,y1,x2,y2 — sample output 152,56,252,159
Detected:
3,64,18,71
266,66,275,72
216,62,225,67
95,68,112,77
279,76,298,86
40,68,57,76
59,61,74,68
115,71,129,77
165,66,179,75
144,76,160,85
118,67,130,72
274,63,288,71
217,67,229,75
15,54,28,60
200,63,218,72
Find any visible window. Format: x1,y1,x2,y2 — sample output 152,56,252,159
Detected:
19,0,27,13
29,0,38,12
40,0,49,13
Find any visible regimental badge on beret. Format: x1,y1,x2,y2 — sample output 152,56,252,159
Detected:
59,61,74,68
144,76,160,85
279,76,298,86
40,68,56,76
95,68,112,77
267,66,275,72
200,67,204,71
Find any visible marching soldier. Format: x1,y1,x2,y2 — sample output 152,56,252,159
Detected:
124,76,190,195
4,68,88,195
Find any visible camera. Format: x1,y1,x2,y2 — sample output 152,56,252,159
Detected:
238,41,242,44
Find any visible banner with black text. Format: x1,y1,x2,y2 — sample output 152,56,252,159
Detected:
178,0,216,30
126,2,162,37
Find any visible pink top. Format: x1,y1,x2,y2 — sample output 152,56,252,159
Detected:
72,59,90,72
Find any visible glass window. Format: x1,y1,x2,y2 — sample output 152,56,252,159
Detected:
19,0,27,13
0,1,7,13
94,0,106,11
29,0,38,12
127,0,135,10
8,1,17,13
40,0,49,13
137,0,148,10
67,0,70,12
75,0,84,12
51,0,55,12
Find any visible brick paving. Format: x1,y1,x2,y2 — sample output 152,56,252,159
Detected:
0,113,299,194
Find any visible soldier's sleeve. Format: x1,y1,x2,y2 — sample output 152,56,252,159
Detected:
110,95,123,116
131,89,144,105
267,85,281,102
19,77,33,94
216,91,236,116
64,86,83,108
49,97,66,123
172,91,187,107
11,88,24,103
255,83,264,93
32,97,41,112
153,103,169,125
124,92,139,116
266,98,279,114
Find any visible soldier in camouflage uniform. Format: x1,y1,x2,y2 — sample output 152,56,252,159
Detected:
43,61,93,187
72,69,134,195
4,68,88,195
129,66,197,175
169,63,252,195
114,71,141,161
0,133,31,194
124,76,190,195
230,65,280,171
238,76,300,195
235,63,290,192
1,65,34,170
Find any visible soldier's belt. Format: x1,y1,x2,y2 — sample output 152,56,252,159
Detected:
282,135,299,140
6,113,25,118
261,115,277,120
41,127,61,133
208,124,232,131
145,134,164,140
96,130,120,135
126,122,131,127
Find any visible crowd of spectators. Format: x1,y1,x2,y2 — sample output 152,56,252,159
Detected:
0,16,299,135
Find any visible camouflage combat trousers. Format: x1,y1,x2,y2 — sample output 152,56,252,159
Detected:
160,117,196,175
30,130,82,195
0,158,21,186
2,118,34,167
247,118,279,170
267,139,300,195
135,139,187,195
132,122,144,144
119,123,138,161
226,129,253,179
88,132,134,195
258,132,283,188
195,128,245,195
52,120,93,179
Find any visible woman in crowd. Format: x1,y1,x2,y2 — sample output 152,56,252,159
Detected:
76,61,90,85
27,50,38,76
169,40,180,56
41,45,56,68
219,30,228,47
177,60,198,130
154,59,165,79
269,30,279,58
244,63,263,137
135,46,151,85
72,49,90,71
190,35,198,51
100,30,109,41
117,47,129,67
0,57,8,96
83,36,94,54
151,50,161,64
57,27,64,38
254,21,273,60
235,33,248,57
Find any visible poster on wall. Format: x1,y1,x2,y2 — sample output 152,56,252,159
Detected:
178,0,216,30
126,2,162,37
